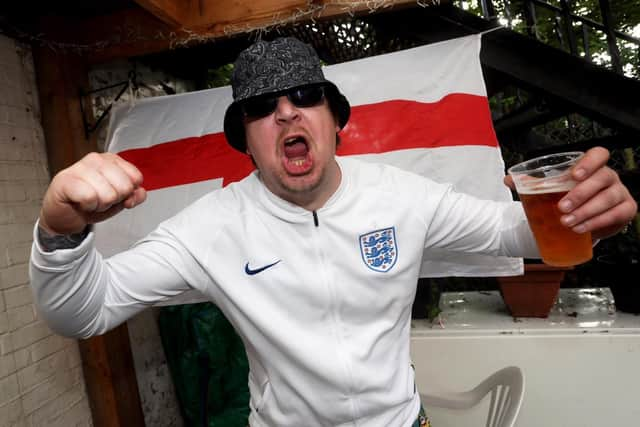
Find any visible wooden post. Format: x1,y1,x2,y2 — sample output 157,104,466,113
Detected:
32,46,95,174
32,45,146,427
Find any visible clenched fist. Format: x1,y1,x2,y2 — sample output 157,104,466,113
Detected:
39,152,147,235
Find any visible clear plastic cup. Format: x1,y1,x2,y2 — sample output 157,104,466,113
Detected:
508,152,593,266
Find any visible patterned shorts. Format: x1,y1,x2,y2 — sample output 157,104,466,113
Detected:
412,405,432,427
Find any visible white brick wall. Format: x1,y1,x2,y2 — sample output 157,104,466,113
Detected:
0,35,93,427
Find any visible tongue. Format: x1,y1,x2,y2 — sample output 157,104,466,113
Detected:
284,141,308,159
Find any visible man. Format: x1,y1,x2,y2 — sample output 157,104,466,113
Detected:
30,37,636,427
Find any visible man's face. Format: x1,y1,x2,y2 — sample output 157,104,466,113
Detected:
244,92,341,210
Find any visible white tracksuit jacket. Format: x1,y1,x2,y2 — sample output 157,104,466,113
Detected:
30,156,538,427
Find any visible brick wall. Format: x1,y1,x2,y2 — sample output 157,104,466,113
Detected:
0,35,93,426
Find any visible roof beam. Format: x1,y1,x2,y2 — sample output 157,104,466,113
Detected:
73,8,174,63
132,0,433,30
132,0,190,27
189,0,432,30
65,0,435,63
197,0,312,29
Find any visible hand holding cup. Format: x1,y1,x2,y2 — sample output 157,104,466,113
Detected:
508,152,593,266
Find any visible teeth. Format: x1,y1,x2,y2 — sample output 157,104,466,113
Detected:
285,137,297,144
293,160,304,166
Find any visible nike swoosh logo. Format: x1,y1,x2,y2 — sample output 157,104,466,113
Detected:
244,260,281,275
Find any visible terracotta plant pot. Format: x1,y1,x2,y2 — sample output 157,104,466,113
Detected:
497,264,571,318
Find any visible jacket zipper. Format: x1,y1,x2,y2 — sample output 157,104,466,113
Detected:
311,210,359,421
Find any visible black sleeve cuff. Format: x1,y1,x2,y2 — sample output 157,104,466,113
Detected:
37,225,92,251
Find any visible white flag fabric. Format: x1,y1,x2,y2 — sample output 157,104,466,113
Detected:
97,34,522,305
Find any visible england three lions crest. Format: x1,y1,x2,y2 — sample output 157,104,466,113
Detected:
359,227,398,272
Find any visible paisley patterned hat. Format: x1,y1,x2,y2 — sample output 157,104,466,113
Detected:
223,37,351,152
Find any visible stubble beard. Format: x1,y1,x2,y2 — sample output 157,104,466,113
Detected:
278,166,324,197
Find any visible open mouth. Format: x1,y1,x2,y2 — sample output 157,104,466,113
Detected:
283,135,309,167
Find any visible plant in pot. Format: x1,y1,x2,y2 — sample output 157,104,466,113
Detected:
594,217,640,314
412,276,500,321
412,278,442,321
497,260,572,318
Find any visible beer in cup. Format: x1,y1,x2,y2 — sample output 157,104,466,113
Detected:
508,152,593,266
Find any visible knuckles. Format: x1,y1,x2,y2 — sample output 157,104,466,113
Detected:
624,198,639,216
82,151,105,166
604,167,620,184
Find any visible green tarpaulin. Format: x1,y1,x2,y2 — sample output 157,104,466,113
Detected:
159,303,250,427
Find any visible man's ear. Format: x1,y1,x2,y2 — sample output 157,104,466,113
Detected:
333,112,341,134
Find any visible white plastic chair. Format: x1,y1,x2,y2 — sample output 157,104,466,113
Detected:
420,366,525,427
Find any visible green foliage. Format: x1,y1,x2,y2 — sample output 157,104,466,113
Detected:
467,0,640,78
207,63,234,89
611,0,640,33
426,304,442,322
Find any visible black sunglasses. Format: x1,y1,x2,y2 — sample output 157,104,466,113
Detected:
241,85,326,119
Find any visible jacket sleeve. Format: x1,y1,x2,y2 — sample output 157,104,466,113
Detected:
423,185,541,259
29,221,201,339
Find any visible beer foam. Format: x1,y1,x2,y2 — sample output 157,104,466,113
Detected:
517,181,574,195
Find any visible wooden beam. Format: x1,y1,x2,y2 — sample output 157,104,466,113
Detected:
195,0,310,29
71,0,437,64
176,0,436,32
77,8,179,64
32,35,97,174
77,325,146,427
133,0,191,27
32,41,146,427
129,0,427,31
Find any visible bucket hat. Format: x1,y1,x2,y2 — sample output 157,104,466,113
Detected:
223,37,350,152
